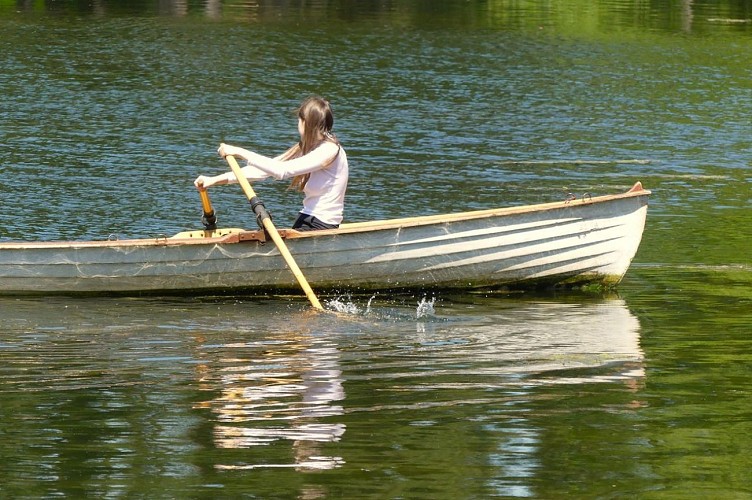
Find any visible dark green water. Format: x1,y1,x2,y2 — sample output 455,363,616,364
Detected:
1,0,751,498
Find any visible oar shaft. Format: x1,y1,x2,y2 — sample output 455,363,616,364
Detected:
224,155,324,311
198,189,217,230
199,189,213,213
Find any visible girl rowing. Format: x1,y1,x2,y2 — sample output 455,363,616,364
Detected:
194,96,348,231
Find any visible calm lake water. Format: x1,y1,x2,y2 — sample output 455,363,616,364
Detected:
1,0,751,498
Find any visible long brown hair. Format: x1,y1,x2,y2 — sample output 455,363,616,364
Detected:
282,96,340,192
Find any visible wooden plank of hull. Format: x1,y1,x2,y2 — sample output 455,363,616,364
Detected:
0,184,649,295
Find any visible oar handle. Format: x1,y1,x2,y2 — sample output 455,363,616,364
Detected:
224,155,324,311
198,189,217,230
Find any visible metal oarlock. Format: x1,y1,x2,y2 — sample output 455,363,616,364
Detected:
249,196,272,230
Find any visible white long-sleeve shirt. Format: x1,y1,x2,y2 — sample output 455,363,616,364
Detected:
235,141,349,225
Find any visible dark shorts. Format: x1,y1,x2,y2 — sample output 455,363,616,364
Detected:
292,213,339,231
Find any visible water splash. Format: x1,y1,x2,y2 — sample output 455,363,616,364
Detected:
325,295,377,315
325,297,361,315
416,297,436,319
325,294,437,321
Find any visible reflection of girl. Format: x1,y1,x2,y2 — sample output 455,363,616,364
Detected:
210,338,346,472
193,96,349,231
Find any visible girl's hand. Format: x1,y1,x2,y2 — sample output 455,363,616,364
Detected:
217,143,239,158
194,175,212,189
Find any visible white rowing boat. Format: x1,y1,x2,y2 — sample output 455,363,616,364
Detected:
0,182,650,296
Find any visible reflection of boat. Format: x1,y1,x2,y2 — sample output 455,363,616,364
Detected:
419,298,644,385
411,298,644,497
0,183,649,296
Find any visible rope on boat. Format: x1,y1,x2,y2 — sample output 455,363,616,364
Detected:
564,192,593,204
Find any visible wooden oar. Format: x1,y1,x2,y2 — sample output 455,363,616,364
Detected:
198,189,217,230
224,154,324,311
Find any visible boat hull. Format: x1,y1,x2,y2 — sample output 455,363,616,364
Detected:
0,184,650,296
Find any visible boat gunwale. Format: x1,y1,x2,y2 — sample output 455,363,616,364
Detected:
0,183,650,250
329,183,649,234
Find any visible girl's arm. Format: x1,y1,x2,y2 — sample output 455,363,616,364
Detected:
219,142,340,180
193,164,268,189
